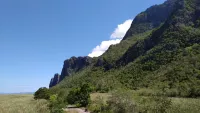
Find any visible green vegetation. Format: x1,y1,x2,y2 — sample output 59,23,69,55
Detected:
66,84,92,107
41,0,200,112
101,30,152,65
5,0,200,113
34,87,50,100
0,95,50,113
34,87,67,113
88,92,200,113
49,94,65,113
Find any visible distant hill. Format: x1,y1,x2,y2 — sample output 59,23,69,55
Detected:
0,92,34,95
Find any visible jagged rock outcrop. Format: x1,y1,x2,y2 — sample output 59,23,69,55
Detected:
59,56,92,82
49,56,92,87
49,73,60,87
123,0,177,40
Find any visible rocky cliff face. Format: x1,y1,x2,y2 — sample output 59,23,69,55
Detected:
49,56,92,87
123,0,177,40
59,56,92,82
49,73,60,87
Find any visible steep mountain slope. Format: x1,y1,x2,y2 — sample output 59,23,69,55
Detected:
117,0,200,66
49,0,200,97
59,56,92,82
49,0,176,87
90,0,177,70
115,0,200,96
123,0,177,40
49,56,92,87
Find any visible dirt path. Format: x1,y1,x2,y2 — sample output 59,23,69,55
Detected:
64,108,90,113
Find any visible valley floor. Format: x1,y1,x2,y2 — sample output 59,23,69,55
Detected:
1,93,199,113
0,94,49,113
89,92,200,113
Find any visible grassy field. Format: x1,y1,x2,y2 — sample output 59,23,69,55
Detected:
167,97,200,113
3,93,198,113
90,92,200,113
0,94,50,113
90,93,111,102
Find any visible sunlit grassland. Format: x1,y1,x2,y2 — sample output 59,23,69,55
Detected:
167,97,200,113
0,94,50,113
90,93,111,102
90,92,200,113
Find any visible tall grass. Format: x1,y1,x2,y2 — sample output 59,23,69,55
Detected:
89,92,200,113
0,94,50,113
166,97,200,113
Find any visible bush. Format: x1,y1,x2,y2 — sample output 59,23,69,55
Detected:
164,88,179,97
88,96,109,113
138,96,172,113
66,84,92,107
106,90,136,113
34,87,50,100
136,88,162,96
49,94,65,113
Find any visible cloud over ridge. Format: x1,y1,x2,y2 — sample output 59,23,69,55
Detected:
111,19,132,39
88,19,132,57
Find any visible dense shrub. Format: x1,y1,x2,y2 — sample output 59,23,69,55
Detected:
106,90,137,113
34,87,50,100
66,84,92,107
48,94,65,113
138,96,172,113
88,96,109,113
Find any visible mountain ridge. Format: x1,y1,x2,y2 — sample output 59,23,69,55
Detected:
49,0,200,98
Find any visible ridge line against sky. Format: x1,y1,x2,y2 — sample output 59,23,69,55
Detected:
88,19,132,57
0,0,166,93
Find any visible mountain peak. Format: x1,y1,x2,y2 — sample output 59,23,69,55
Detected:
123,0,177,40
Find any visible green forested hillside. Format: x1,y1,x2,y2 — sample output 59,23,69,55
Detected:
43,0,200,112
51,0,200,96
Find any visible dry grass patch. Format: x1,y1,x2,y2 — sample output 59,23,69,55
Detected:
0,94,50,113
90,93,110,102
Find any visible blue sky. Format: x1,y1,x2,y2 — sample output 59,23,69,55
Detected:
0,0,166,93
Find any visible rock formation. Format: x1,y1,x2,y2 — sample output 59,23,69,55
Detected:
49,56,92,87
49,73,60,87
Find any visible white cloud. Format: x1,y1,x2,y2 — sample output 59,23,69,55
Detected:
88,19,132,57
88,39,122,57
111,19,132,39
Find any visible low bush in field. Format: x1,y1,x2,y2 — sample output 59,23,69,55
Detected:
34,87,50,100
49,94,65,113
89,90,136,113
135,88,162,96
137,96,172,113
88,96,108,113
88,90,174,113
106,90,136,113
66,84,92,107
166,98,200,113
